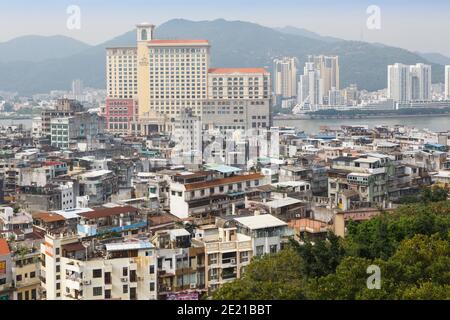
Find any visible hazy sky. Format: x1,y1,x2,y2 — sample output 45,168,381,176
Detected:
1,0,450,55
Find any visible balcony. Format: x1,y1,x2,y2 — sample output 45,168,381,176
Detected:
158,285,173,293
237,241,252,250
221,258,237,268
97,220,147,235
221,273,237,281
14,278,41,289
65,277,82,291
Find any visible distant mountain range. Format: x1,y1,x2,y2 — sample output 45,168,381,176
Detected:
415,52,450,66
274,26,341,43
0,18,448,95
0,35,90,63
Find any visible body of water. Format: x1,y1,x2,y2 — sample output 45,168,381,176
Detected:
274,115,450,134
0,118,33,129
1,115,449,135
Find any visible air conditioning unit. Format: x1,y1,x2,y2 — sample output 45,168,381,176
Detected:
190,283,197,289
83,280,91,285
121,277,128,283
230,259,236,264
295,214,301,218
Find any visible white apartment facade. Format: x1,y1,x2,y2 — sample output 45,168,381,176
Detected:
41,233,158,300
445,65,450,100
192,225,252,293
233,214,292,256
169,173,265,219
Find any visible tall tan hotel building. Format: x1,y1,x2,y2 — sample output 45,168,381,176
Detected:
105,22,270,134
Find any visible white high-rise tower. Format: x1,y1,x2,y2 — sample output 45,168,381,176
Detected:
388,63,411,102
273,57,298,99
445,65,450,100
410,63,431,101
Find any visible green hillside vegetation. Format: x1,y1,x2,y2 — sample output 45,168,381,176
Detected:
213,197,450,300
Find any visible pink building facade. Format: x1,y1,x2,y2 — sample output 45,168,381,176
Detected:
105,98,138,134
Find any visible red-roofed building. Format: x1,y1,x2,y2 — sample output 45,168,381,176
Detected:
77,205,147,237
209,68,269,75
148,39,209,46
204,66,271,131
0,238,10,256
0,238,12,300
169,173,266,219
106,22,271,132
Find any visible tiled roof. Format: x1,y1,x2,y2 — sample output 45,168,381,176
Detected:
209,68,269,74
33,212,65,223
184,173,263,191
288,218,328,233
148,39,209,45
79,206,138,219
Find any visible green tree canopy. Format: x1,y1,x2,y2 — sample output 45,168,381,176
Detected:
211,201,450,300
213,248,306,300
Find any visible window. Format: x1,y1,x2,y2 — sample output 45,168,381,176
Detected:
93,269,102,278
55,248,60,255
56,283,60,290
208,253,218,265
149,282,155,291
256,245,264,256
30,272,36,278
123,285,128,294
105,289,111,299
25,291,29,300
56,265,60,273
31,289,37,300
93,287,102,296
17,292,23,300
270,245,278,254
149,265,155,274
130,287,137,300
240,251,249,263
122,267,128,277
104,272,111,284
130,270,137,282
16,275,22,282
